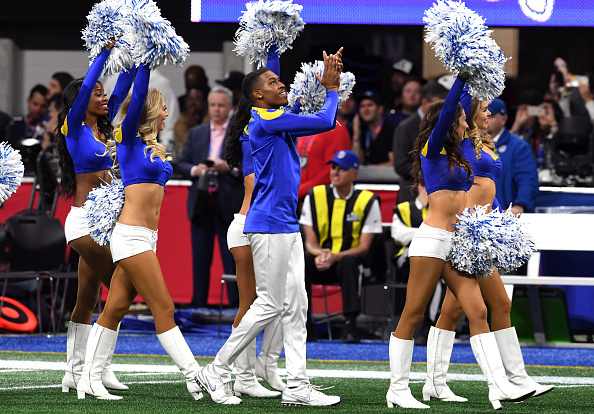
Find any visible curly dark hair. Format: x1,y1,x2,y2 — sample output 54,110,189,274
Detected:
410,99,473,189
225,67,270,170
56,78,114,198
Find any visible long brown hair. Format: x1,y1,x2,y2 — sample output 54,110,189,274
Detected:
411,99,473,189
468,98,495,158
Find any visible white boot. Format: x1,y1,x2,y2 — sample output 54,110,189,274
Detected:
62,322,91,393
77,324,122,400
470,332,536,410
386,335,430,409
422,327,467,402
233,327,280,397
157,326,203,401
494,327,555,397
255,317,286,391
102,323,128,391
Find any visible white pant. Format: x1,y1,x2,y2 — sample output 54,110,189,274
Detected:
212,232,308,387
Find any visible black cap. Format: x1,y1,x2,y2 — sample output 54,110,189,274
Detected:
357,90,382,105
216,71,245,91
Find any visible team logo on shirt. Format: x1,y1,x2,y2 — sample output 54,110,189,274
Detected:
498,145,507,153
346,212,361,222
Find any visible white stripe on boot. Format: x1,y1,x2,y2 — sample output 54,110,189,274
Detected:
157,326,203,401
422,326,467,402
386,335,429,409
255,316,286,391
62,322,91,393
77,324,122,400
102,322,128,391
232,327,280,397
470,332,535,410
494,327,554,397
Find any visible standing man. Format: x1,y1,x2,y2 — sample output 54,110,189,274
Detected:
178,86,242,308
300,150,382,343
487,98,540,214
392,80,448,203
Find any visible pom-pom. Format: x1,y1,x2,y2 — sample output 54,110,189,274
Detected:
128,0,190,69
448,204,536,278
234,0,305,68
82,0,135,76
83,177,125,246
0,142,24,203
423,0,509,100
285,60,356,115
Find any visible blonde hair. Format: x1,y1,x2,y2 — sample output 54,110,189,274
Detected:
468,98,495,159
107,88,170,164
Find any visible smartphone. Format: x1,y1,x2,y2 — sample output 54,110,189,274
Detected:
568,75,590,88
527,105,546,117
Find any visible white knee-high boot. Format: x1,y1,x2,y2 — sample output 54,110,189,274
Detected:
157,326,203,401
386,335,430,409
102,323,128,391
62,322,92,393
233,327,281,397
255,316,286,391
470,332,536,410
422,327,467,402
494,327,554,397
77,324,122,400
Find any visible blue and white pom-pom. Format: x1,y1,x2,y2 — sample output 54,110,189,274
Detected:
83,178,125,246
0,142,24,203
234,0,305,68
128,0,190,69
82,0,135,76
423,0,509,100
448,204,535,278
285,60,356,115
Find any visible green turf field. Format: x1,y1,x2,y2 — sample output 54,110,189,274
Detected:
1,351,592,413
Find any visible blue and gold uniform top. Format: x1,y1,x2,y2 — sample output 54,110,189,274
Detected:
245,91,339,234
421,76,473,195
61,48,134,174
115,64,172,188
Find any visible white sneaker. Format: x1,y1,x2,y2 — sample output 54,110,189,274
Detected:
281,383,341,406
196,364,242,405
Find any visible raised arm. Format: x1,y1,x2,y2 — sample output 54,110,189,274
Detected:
108,66,136,120
425,75,466,159
266,45,280,77
65,48,111,136
119,64,150,145
460,84,472,122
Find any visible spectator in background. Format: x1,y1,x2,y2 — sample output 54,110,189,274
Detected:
393,80,448,204
216,71,245,107
386,77,423,127
6,84,49,148
177,86,242,308
488,98,539,214
47,72,73,99
352,91,396,166
337,94,356,138
301,150,382,343
178,65,210,113
42,92,63,148
173,87,207,160
388,58,414,112
297,122,351,205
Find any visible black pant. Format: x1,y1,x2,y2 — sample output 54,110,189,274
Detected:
304,252,361,321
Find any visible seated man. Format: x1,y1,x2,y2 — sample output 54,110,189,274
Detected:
300,150,382,343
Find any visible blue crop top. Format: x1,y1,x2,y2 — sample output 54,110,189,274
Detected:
61,49,134,174
421,76,473,195
115,64,173,187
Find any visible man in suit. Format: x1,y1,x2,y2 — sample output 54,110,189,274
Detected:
178,86,243,307
392,80,448,204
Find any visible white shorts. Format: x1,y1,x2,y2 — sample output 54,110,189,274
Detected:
64,206,90,244
408,223,453,261
110,222,158,263
227,214,249,249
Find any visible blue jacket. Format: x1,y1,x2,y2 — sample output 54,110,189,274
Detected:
494,128,539,212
